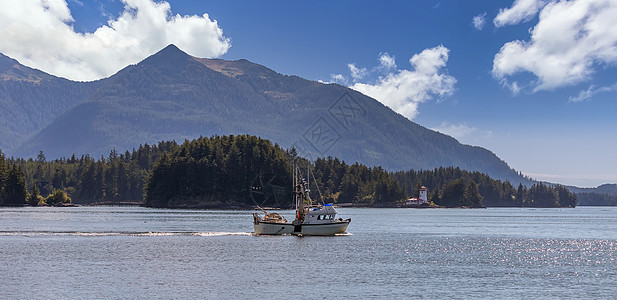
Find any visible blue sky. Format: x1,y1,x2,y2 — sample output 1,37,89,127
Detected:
1,0,616,187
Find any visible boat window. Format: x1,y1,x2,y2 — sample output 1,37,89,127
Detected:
317,215,321,220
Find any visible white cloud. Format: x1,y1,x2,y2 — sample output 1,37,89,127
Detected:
378,53,396,70
348,63,368,82
569,82,617,102
499,80,521,95
350,46,456,120
329,73,348,85
0,0,231,81
472,12,487,30
432,122,493,146
68,0,84,6
494,0,546,27
493,0,617,92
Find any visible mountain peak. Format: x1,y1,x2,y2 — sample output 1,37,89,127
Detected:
158,44,184,55
138,44,193,70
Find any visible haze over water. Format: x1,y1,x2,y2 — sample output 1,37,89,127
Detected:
2,206,616,298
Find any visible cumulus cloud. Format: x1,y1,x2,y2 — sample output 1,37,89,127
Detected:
347,63,368,82
472,12,487,30
323,73,348,85
378,53,396,70
432,122,493,145
0,0,230,81
569,82,617,102
493,0,617,92
350,46,456,120
494,0,547,27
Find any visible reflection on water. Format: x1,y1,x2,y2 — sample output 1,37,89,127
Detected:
1,206,617,298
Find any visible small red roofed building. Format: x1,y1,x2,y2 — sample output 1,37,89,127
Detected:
406,186,428,206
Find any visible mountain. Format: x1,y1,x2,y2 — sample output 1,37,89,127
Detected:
0,54,104,151
4,45,529,185
568,184,617,196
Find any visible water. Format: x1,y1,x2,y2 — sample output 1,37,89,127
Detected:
1,206,617,299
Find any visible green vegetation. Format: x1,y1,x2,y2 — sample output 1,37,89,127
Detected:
393,168,576,208
0,151,27,206
1,135,577,208
144,135,291,208
43,189,72,206
5,142,177,206
310,157,405,206
142,136,405,208
576,193,617,206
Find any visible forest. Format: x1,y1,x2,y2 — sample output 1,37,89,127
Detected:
576,193,617,206
1,135,577,208
393,168,577,208
0,141,177,206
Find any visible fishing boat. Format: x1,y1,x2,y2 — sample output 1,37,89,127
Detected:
253,163,351,236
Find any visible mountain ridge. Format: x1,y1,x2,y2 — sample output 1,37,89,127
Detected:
4,45,530,185
0,54,106,150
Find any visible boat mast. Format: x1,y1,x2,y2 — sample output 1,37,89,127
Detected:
307,163,310,206
291,159,298,209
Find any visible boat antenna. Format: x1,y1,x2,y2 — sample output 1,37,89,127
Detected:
307,163,310,204
309,164,325,205
255,204,267,214
292,160,296,210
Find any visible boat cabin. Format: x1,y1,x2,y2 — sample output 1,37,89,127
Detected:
303,204,342,224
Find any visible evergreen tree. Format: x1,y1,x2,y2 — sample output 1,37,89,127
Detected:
2,165,27,206
440,178,466,207
0,152,7,204
430,187,440,204
37,151,46,163
465,180,484,208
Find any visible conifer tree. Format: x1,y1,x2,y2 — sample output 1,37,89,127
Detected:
2,165,27,206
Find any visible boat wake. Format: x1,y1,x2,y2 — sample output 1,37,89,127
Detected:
0,231,254,237
335,232,353,236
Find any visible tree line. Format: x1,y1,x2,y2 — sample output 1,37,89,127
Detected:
1,142,177,206
143,136,404,208
576,193,617,206
392,167,576,207
1,135,577,208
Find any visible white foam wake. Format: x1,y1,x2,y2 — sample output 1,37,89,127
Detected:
0,231,254,237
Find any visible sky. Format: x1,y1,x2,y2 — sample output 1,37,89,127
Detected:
1,0,616,187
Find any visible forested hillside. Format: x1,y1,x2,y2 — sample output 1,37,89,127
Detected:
2,135,577,208
0,54,104,151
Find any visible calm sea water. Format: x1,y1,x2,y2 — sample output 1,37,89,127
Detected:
1,206,617,299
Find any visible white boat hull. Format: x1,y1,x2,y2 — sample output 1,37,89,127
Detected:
254,221,294,235
253,218,350,236
294,220,350,236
